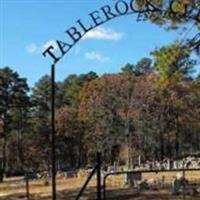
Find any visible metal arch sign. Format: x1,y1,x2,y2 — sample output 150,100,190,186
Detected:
42,0,169,64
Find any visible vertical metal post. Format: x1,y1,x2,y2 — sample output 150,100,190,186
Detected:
97,152,102,200
25,173,30,200
51,64,56,200
182,161,186,200
103,176,107,200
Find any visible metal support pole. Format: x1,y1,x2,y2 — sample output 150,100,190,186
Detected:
51,64,56,200
97,152,102,200
25,173,30,200
103,176,107,200
75,166,97,200
182,161,186,200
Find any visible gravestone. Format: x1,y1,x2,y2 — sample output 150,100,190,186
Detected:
124,172,142,187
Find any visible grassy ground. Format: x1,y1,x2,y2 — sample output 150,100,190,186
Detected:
106,189,200,200
0,170,199,200
0,176,96,199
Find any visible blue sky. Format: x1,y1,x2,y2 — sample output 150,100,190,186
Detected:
1,0,199,87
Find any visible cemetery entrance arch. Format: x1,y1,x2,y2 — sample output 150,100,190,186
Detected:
41,1,200,200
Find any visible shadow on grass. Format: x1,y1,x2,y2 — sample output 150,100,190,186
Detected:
105,188,139,200
105,188,200,200
0,186,96,200
1,187,200,200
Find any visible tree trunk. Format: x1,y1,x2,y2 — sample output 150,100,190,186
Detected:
1,136,7,182
78,134,83,168
159,130,164,161
17,108,24,170
175,111,180,159
175,131,179,159
0,156,3,182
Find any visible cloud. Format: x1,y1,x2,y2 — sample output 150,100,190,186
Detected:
27,27,123,54
85,51,110,63
83,27,124,41
26,40,58,54
42,40,58,52
26,43,38,54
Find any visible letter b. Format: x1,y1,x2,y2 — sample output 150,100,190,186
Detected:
66,27,82,43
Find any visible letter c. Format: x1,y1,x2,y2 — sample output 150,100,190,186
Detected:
115,0,129,15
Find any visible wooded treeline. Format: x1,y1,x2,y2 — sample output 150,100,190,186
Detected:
0,43,200,181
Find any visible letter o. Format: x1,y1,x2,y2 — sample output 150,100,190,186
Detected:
115,0,129,15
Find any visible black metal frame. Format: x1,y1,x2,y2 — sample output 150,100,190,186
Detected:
25,173,30,200
51,64,56,200
102,168,200,200
76,152,102,200
46,2,200,200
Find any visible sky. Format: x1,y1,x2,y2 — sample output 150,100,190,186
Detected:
1,0,199,87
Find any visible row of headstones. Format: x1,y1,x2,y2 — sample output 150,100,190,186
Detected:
125,172,200,196
135,156,200,170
